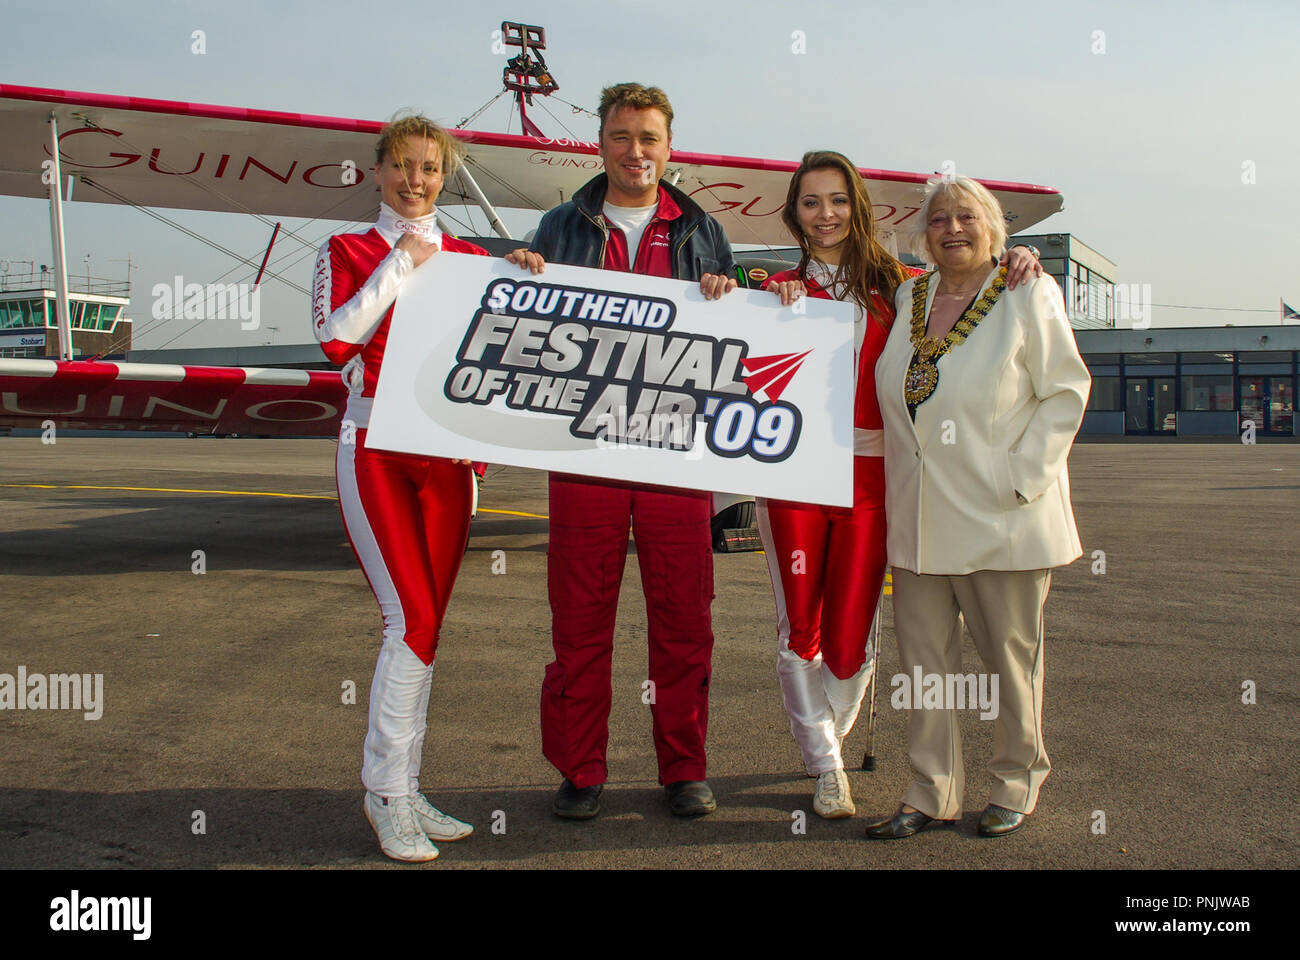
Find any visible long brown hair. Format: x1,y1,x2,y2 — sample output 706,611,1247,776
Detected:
780,151,910,324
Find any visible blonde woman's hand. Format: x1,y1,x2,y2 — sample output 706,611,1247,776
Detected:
394,232,439,268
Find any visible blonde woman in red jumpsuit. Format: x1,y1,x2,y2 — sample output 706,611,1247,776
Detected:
313,115,489,862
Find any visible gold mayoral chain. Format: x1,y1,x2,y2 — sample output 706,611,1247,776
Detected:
904,267,1008,406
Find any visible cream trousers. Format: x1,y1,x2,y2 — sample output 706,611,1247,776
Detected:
890,567,1052,819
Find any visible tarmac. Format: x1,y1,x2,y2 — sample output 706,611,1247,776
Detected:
1,438,1296,870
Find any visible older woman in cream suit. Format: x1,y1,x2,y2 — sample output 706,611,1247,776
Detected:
868,176,1090,839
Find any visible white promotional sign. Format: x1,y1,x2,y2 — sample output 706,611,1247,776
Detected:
367,253,855,506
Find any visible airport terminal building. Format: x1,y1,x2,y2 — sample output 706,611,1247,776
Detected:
1075,326,1297,439
990,233,1297,439
1012,233,1118,331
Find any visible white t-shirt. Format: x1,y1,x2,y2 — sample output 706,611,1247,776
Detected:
603,201,659,265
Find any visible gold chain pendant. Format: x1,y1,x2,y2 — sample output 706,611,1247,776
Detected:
903,359,939,405
904,268,1008,408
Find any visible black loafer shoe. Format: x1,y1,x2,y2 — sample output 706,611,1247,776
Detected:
552,779,603,819
864,806,956,840
977,803,1027,837
665,780,716,817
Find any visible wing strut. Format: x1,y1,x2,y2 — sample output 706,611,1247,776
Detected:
46,113,73,360
455,166,513,240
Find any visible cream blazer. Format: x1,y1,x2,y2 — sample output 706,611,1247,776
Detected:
875,268,1090,574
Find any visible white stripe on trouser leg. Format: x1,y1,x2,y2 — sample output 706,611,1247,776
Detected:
363,636,433,796
337,431,419,797
336,428,407,651
758,500,842,776
825,610,876,740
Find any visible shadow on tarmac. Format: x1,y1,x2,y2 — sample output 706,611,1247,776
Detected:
1,776,1005,870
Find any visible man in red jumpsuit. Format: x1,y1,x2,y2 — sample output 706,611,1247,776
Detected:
507,83,737,819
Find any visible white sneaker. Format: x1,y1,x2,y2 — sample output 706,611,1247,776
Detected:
364,792,439,862
411,793,473,842
813,769,855,819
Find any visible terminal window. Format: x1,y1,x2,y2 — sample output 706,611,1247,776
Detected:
0,299,43,329
1087,377,1121,411
1181,375,1234,411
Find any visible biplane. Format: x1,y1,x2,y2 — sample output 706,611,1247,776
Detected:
0,23,1064,545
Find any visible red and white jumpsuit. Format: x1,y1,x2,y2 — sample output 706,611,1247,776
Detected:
756,262,894,775
313,203,489,798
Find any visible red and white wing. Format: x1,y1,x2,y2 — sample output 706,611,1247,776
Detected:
666,151,1064,248
0,358,346,436
0,85,1064,246
477,133,1065,248
0,84,383,221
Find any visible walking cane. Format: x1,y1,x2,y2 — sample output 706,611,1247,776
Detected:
862,590,883,771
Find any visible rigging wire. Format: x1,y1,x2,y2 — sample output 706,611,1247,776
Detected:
462,155,546,211
433,204,478,237
131,201,489,355
450,167,482,235
128,220,362,355
535,99,588,144
108,216,366,356
455,90,509,129
79,178,310,294
550,95,599,121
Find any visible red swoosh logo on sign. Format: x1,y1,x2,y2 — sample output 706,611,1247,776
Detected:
740,350,811,403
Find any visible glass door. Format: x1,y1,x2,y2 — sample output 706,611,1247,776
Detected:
1241,377,1264,431
1126,378,1177,434
1269,377,1294,433
1126,379,1149,433
1153,378,1176,433
1242,376,1296,434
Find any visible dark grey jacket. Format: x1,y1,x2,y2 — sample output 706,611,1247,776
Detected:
528,173,736,281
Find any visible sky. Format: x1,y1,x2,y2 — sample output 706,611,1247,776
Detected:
1,0,1297,351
